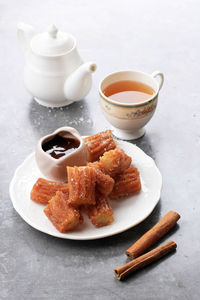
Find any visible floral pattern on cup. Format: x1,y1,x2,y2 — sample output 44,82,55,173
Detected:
126,103,157,119
100,95,157,120
105,104,111,111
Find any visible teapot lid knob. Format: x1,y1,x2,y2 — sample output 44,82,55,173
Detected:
48,24,58,38
31,24,74,56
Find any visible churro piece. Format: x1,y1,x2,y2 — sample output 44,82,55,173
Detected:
67,166,96,206
109,167,141,199
83,130,116,162
31,178,68,205
88,161,105,173
99,148,132,177
44,191,83,233
87,193,114,227
95,169,115,197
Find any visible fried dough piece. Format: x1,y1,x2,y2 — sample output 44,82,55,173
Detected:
109,167,141,199
95,169,114,197
83,130,116,162
99,148,132,177
88,161,105,173
87,193,114,227
31,178,68,204
44,191,83,233
67,166,96,206
88,148,131,178
87,162,114,195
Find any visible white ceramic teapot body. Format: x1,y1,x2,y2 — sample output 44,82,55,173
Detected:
17,23,96,107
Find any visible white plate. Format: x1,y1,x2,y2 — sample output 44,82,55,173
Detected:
9,140,162,240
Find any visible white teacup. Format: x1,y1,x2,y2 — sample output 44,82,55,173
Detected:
99,70,164,140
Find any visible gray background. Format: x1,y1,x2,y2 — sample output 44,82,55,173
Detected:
1,0,200,299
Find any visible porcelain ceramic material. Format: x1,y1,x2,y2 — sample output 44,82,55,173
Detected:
17,23,97,107
99,70,164,140
9,140,162,240
35,127,87,181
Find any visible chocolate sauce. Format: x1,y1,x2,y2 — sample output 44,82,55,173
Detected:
42,135,80,159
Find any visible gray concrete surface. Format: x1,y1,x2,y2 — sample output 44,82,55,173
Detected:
1,0,200,299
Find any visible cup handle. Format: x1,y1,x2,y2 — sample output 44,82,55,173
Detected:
151,71,164,91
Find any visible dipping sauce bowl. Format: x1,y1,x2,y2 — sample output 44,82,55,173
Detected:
35,127,87,181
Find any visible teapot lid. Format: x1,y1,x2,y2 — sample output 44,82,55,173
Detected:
31,24,75,56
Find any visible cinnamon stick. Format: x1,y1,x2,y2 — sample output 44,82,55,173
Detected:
115,240,177,280
126,211,180,259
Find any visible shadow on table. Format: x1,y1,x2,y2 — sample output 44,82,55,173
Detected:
28,98,93,139
24,198,179,252
23,200,164,253
114,249,177,283
131,133,156,160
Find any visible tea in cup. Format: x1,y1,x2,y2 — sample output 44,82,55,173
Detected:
99,70,164,140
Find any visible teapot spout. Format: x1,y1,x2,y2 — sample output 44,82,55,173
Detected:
64,62,97,102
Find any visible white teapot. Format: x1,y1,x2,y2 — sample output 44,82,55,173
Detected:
17,23,97,107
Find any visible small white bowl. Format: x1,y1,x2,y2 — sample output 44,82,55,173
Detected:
35,127,87,181
99,70,164,140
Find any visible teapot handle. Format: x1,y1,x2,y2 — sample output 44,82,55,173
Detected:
151,71,164,91
17,23,36,54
